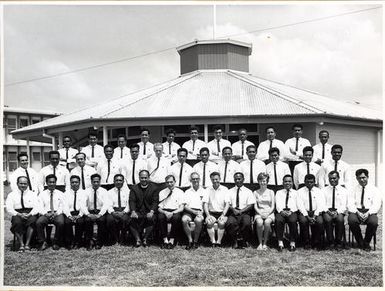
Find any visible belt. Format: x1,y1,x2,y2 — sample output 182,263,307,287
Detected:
113,207,125,212
89,209,100,215
15,208,33,214
70,210,80,216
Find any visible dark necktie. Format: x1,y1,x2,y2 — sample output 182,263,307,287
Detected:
21,190,25,209
361,186,365,209
334,161,338,172
121,148,123,159
223,161,228,183
274,163,278,186
332,186,336,209
73,190,77,211
295,138,299,152
236,187,240,209
250,160,254,184
155,157,160,172
241,142,244,157
217,139,220,153
192,140,195,152
308,189,313,212
285,189,290,209
53,165,56,178
143,143,146,155
81,167,86,190
25,169,32,190
50,190,54,212
93,189,97,210
306,162,310,175
132,160,136,184
91,145,94,158
179,163,183,187
269,140,273,150
169,143,172,155
322,144,325,160
118,188,121,209
202,163,206,187
66,148,69,170
106,159,111,183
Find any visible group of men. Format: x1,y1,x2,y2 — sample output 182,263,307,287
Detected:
6,125,381,252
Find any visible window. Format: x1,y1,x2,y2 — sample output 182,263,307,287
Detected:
3,152,6,172
32,117,41,124
32,152,41,161
19,118,29,128
8,151,18,172
43,152,50,166
6,118,17,134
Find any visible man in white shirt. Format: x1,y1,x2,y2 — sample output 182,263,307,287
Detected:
97,144,123,190
182,126,206,167
158,175,185,249
162,128,180,164
275,175,299,252
193,147,218,189
81,131,104,168
148,143,171,192
257,126,287,163
71,152,97,191
231,128,254,162
10,153,39,194
138,128,154,161
207,125,231,164
6,176,40,252
114,134,130,160
121,144,147,189
82,173,110,250
266,147,291,193
39,150,70,193
106,174,130,245
297,174,325,250
58,136,78,171
240,145,266,191
218,146,240,189
285,124,311,174
293,146,321,189
322,171,348,250
203,172,230,247
348,169,382,251
182,172,206,250
168,148,193,191
226,172,256,249
35,174,66,251
313,130,333,165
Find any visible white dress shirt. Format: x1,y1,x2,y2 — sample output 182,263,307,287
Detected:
81,144,104,167
218,160,241,183
285,137,311,161
257,139,287,161
10,167,39,193
193,161,219,188
322,185,348,214
147,156,171,183
312,142,333,163
266,161,291,186
121,158,147,185
96,158,123,185
38,189,65,215
168,162,193,188
158,187,185,210
58,147,78,167
63,188,87,217
114,146,130,160
83,187,109,216
138,141,154,161
232,140,255,160
71,165,97,190
107,187,130,213
240,159,266,184
6,189,40,216
202,185,230,212
207,138,231,163
297,186,325,216
182,139,207,160
347,184,382,215
318,159,352,189
39,164,70,191
275,188,299,212
228,185,256,209
162,141,181,163
293,161,321,189
184,187,207,211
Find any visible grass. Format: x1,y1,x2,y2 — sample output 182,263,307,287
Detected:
2,184,383,287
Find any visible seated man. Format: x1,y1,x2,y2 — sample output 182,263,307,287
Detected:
226,172,256,249
297,174,325,250
182,172,207,250
203,172,230,247
275,175,299,252
348,169,382,251
322,171,348,250
129,170,159,247
36,174,66,251
6,176,40,251
82,174,110,250
158,175,185,249
106,174,130,245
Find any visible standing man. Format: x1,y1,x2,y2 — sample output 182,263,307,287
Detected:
10,153,39,194
182,126,206,167
71,152,97,191
129,170,159,247
275,175,299,252
240,145,266,191
82,174,110,250
121,144,147,189
158,175,185,249
322,171,348,250
193,147,218,189
266,147,291,193
231,128,254,162
218,147,240,188
58,136,78,171
148,143,171,192
97,144,122,190
293,146,321,189
114,134,130,160
168,148,193,191
313,130,333,165
162,128,180,164
297,174,325,250
81,131,104,168
226,172,256,249
285,124,311,173
257,126,287,164
348,169,382,251
35,174,66,251
6,176,40,251
182,172,206,250
207,125,231,164
203,172,230,247
138,128,154,161
39,150,70,193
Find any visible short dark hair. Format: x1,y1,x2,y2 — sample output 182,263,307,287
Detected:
91,173,101,181
268,147,280,155
17,176,28,183
17,153,28,160
222,146,232,153
177,148,188,155
210,171,221,178
213,125,223,132
319,130,329,136
166,128,176,136
88,131,98,138
246,145,257,152
75,152,86,159
63,136,72,140
190,126,199,132
114,174,124,181
292,124,303,130
139,169,150,176
117,134,126,140
48,150,60,158
141,128,150,135
331,144,343,151
104,144,114,151
355,168,369,177
46,174,57,183
165,174,176,182
328,171,340,178
304,174,316,181
130,143,140,150
283,174,293,181
265,126,276,133
199,147,209,154
303,146,314,154
70,175,81,181
233,172,244,179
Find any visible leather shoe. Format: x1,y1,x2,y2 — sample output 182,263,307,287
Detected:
186,242,193,250
289,245,296,252
278,245,283,252
95,244,102,250
52,244,60,250
232,241,238,249
135,241,141,248
193,242,198,249
168,243,175,249
39,242,48,251
142,240,148,247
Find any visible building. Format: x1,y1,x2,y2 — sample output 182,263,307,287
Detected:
10,39,383,186
3,105,60,182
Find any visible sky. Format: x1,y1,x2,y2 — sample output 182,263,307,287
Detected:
2,2,383,114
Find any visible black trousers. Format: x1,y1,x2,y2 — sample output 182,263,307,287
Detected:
298,213,324,246
323,212,344,244
129,212,156,241
348,213,378,246
11,215,38,235
36,214,65,245
64,216,85,246
226,213,251,242
158,211,182,239
275,212,298,242
84,213,108,246
106,213,131,243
